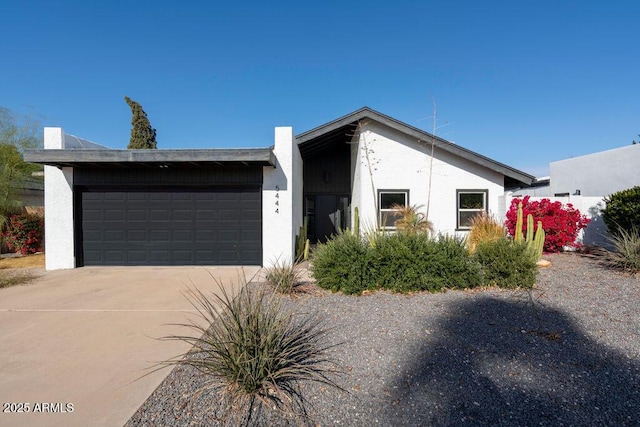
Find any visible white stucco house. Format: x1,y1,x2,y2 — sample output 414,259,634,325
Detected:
25,107,534,270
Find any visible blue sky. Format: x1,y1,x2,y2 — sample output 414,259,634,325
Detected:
2,1,638,177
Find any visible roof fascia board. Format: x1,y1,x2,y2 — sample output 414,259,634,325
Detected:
24,148,276,166
296,107,534,185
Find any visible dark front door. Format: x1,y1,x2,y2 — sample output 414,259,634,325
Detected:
308,195,349,243
78,187,262,266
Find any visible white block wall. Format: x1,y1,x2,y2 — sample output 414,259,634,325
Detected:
43,127,75,270
351,121,504,236
262,127,303,266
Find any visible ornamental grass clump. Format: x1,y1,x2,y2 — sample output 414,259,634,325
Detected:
467,212,507,253
391,204,434,235
265,258,304,294
159,283,342,425
604,226,640,275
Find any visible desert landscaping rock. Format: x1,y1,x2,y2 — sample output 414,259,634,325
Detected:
127,253,640,426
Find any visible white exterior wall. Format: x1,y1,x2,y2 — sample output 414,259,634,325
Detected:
351,122,504,236
43,127,75,270
262,127,302,266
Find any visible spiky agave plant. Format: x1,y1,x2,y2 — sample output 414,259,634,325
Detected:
605,226,640,274
158,281,344,425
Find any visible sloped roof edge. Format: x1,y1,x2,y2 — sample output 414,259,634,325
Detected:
296,107,534,186
24,148,276,167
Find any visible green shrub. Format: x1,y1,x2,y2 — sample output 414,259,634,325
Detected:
369,232,434,291
158,284,342,425
370,234,481,292
2,213,44,255
265,258,303,294
310,232,373,294
604,226,640,274
602,186,640,235
311,232,482,294
427,234,484,290
473,238,538,289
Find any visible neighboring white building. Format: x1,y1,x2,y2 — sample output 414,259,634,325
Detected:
514,144,640,198
509,144,640,248
26,107,534,270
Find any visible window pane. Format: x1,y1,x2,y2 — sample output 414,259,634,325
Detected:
459,210,483,228
380,192,406,209
459,193,484,209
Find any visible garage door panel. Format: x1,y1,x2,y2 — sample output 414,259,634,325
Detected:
150,210,170,221
127,251,147,263
104,250,125,262
81,188,261,266
127,230,146,241
150,230,170,241
126,193,146,201
172,209,193,221
172,230,193,241
149,193,171,202
83,210,102,221
127,210,146,221
104,193,125,201
173,251,194,263
104,230,124,242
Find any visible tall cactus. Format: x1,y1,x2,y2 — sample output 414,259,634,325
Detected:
526,214,534,243
295,216,309,261
515,202,524,243
533,220,545,260
303,238,310,261
353,206,360,236
513,201,545,261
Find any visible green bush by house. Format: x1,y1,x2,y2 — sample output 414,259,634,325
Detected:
473,238,538,289
602,186,640,236
311,232,536,294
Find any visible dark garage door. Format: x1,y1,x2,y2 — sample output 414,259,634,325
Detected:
79,188,261,266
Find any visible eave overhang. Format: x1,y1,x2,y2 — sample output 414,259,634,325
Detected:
23,148,276,168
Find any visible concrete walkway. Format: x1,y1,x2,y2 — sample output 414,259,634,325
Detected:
0,266,260,427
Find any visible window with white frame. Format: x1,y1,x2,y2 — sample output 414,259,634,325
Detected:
457,190,487,229
378,190,409,229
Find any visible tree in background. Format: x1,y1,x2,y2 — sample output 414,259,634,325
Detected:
124,96,157,149
0,107,41,229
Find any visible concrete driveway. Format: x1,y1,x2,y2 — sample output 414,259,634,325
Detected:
0,265,261,427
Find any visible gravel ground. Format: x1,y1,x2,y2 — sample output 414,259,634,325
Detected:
127,253,640,426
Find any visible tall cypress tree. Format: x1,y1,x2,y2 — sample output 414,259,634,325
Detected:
124,96,157,149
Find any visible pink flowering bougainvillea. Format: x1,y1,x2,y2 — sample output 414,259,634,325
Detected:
505,196,590,253
2,213,44,255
